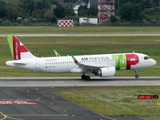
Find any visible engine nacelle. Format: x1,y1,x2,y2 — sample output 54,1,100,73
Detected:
98,67,116,77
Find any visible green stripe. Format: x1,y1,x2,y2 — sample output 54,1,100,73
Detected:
7,35,14,58
112,55,126,70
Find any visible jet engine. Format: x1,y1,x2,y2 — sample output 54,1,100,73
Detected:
98,67,116,77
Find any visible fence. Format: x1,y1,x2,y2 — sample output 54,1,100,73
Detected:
1,21,160,27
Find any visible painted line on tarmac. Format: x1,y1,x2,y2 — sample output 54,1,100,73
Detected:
104,116,117,120
0,114,68,117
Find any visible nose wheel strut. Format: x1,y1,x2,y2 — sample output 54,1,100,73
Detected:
134,69,139,78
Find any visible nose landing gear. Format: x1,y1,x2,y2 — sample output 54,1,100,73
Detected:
134,69,139,78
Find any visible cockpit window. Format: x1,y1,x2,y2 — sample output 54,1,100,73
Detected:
144,56,150,60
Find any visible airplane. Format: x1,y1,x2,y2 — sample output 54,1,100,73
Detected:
5,35,157,80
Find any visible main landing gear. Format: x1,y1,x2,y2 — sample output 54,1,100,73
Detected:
134,69,139,78
81,74,90,80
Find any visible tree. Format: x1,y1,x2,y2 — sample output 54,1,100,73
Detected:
119,2,143,22
54,6,65,18
5,3,19,20
78,9,88,17
64,0,78,3
44,9,57,23
152,0,159,7
20,0,35,16
34,0,51,10
65,8,75,16
20,0,51,17
0,0,6,18
50,15,57,23
144,0,152,8
88,6,98,17
109,14,119,22
44,9,54,19
78,5,88,17
32,9,47,19
49,0,58,4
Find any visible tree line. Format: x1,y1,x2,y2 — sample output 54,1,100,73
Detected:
110,0,160,23
0,0,63,22
0,0,159,24
0,0,96,23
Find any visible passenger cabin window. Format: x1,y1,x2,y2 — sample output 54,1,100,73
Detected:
144,56,150,60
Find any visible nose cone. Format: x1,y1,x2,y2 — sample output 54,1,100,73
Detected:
152,59,157,66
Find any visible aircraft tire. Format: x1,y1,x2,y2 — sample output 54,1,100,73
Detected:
135,75,139,78
81,75,86,80
85,76,90,81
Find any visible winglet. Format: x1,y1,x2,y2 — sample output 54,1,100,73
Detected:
71,55,79,64
53,49,61,57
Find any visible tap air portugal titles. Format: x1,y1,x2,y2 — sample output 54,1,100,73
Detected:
5,35,157,80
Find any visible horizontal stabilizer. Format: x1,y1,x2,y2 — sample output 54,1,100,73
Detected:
5,60,27,66
13,62,27,65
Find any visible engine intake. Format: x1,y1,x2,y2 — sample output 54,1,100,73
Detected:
98,67,116,77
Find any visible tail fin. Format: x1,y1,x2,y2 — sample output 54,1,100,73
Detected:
7,35,36,60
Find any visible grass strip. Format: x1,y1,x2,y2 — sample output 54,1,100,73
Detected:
55,86,160,116
0,26,160,33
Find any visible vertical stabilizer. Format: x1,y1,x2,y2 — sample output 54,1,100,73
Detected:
7,35,36,60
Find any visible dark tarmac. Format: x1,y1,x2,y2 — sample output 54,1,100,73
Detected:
1,76,160,120
0,87,113,120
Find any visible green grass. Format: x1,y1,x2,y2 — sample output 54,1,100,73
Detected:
1,26,160,33
0,36,159,77
55,86,160,116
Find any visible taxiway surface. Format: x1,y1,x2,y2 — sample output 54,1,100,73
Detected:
0,77,160,87
0,87,111,120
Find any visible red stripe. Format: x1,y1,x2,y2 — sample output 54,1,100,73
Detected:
126,54,139,69
13,36,20,60
20,45,28,52
13,36,28,60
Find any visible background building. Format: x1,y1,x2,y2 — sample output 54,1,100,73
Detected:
98,0,115,24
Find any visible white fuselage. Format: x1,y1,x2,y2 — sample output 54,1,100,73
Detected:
5,53,157,74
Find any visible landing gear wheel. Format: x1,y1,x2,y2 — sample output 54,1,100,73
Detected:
134,69,139,79
81,75,86,80
135,75,139,78
81,74,91,80
85,76,90,81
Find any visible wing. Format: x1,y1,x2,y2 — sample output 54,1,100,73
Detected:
71,55,112,72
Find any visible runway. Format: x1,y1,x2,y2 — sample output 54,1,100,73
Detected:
0,77,160,87
0,77,159,120
0,33,160,37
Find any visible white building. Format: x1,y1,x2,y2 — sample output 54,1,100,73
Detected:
79,18,98,24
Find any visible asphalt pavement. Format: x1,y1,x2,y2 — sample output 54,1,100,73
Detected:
0,77,160,120
0,87,114,120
